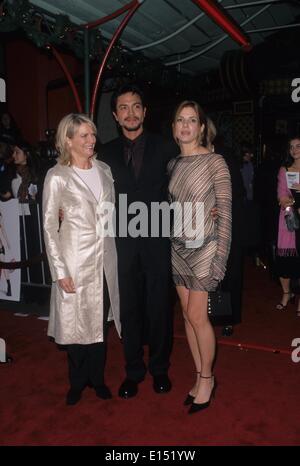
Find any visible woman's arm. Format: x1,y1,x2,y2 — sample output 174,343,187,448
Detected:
278,166,294,208
42,170,70,282
211,156,232,281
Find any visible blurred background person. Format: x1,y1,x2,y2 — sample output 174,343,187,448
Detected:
207,118,245,336
0,209,12,296
11,142,42,288
275,135,300,316
0,140,14,202
254,142,281,278
239,142,262,266
0,112,22,145
11,142,39,211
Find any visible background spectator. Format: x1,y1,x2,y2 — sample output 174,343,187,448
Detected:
0,112,22,145
0,141,14,202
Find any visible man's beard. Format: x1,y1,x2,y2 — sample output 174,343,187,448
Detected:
123,121,143,132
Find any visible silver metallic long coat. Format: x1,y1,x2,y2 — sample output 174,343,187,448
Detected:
43,159,121,345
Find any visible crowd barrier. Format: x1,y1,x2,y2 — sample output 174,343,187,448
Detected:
0,202,51,289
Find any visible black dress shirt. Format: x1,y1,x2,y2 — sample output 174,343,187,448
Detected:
123,132,145,179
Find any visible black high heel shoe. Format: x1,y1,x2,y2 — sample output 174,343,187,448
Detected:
183,371,200,405
275,291,295,311
188,375,217,414
184,394,195,406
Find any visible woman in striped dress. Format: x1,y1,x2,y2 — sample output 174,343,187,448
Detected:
168,101,232,414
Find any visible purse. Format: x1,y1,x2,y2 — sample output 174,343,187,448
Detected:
208,287,232,325
284,206,299,232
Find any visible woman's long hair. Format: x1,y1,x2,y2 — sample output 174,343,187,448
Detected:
284,135,300,168
13,142,39,183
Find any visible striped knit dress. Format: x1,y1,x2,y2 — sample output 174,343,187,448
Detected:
168,152,232,291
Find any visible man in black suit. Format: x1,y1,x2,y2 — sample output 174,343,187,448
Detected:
101,84,176,398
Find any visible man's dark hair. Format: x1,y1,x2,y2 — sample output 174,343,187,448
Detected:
111,83,145,113
240,141,253,155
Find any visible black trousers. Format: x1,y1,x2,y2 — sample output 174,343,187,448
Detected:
118,249,173,382
66,275,110,391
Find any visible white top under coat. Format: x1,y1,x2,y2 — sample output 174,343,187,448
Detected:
73,162,101,202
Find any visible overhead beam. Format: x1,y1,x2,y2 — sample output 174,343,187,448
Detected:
72,0,138,31
192,0,251,50
226,0,280,9
133,0,224,51
48,45,83,113
90,1,143,119
166,4,270,66
247,23,300,34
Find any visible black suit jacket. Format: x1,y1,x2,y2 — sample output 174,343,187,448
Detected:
100,132,178,272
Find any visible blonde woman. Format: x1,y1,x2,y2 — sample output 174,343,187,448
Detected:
43,113,121,405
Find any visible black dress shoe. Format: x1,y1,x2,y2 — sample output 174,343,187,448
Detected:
95,384,112,399
222,325,233,337
153,374,172,394
66,389,82,406
118,379,138,398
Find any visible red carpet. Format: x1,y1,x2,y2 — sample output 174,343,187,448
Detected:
0,262,300,446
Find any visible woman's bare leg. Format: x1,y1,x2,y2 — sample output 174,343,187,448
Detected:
278,277,292,306
176,285,201,396
186,290,216,404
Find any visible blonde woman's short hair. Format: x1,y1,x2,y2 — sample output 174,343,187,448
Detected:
56,113,97,165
